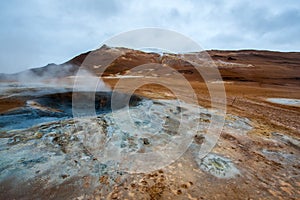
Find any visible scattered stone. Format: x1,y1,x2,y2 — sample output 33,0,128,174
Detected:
163,117,180,135
177,189,182,195
194,134,205,145
140,138,150,145
181,183,188,189
61,174,69,179
7,135,21,145
34,132,43,139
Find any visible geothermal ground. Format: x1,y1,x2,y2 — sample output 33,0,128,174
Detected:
0,46,299,199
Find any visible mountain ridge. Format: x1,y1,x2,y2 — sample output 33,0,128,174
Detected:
1,45,299,86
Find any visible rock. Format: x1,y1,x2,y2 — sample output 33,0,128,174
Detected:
194,134,205,145
140,138,150,145
34,132,43,139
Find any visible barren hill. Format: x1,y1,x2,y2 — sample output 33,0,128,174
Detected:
2,46,300,87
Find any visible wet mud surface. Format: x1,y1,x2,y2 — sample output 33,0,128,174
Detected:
0,87,142,131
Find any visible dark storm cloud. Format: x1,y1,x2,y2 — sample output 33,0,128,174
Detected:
0,0,299,73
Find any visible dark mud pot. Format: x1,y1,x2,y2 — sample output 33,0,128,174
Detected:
0,91,143,131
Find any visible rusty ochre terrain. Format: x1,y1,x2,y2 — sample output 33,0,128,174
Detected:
0,45,299,199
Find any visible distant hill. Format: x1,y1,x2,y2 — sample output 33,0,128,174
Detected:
1,45,299,86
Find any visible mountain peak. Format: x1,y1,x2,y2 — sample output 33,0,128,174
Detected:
99,44,111,50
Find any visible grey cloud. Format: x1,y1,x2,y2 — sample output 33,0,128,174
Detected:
0,0,299,73
229,3,300,35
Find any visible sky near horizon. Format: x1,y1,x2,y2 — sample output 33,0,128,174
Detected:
0,0,300,73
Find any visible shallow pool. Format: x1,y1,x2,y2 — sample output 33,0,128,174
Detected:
267,98,300,107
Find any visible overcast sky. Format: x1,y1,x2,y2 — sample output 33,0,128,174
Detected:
1,0,300,73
